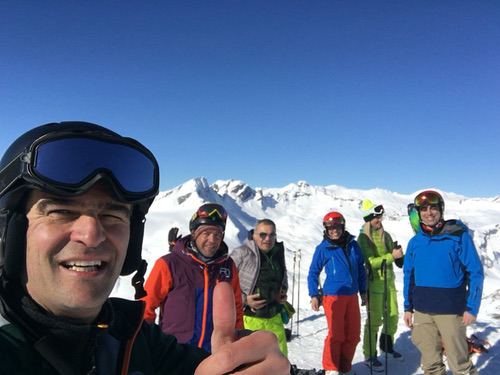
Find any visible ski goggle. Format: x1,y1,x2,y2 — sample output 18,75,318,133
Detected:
366,204,384,216
414,191,442,208
195,206,228,222
3,134,159,202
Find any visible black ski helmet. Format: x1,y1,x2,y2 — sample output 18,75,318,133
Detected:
0,121,159,280
189,203,227,232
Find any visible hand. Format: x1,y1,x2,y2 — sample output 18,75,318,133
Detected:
246,292,267,312
195,282,290,374
404,311,413,328
462,311,476,326
392,247,404,259
311,296,320,312
277,289,287,304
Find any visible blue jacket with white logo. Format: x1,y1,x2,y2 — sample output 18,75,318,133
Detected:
403,220,484,316
308,233,367,297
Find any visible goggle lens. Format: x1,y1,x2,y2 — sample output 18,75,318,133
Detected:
32,137,157,195
258,232,276,240
414,192,441,208
197,207,228,221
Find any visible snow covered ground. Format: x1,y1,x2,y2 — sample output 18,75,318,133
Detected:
112,178,500,374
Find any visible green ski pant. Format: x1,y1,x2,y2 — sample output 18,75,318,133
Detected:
363,287,399,358
243,312,288,357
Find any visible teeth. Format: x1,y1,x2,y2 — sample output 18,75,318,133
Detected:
66,260,102,267
63,260,103,272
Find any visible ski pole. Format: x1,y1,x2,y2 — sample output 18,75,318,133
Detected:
297,249,301,337
366,264,373,375
291,249,296,336
381,259,388,375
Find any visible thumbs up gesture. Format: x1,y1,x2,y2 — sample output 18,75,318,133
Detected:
195,282,290,374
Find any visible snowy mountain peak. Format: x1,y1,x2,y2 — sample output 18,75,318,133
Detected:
211,179,256,202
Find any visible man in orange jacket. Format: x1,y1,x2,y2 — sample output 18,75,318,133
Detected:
142,203,243,352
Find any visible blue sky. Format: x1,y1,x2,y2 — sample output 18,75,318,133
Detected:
1,1,499,197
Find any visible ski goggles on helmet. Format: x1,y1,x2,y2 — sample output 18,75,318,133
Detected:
368,204,384,216
1,133,159,202
414,191,442,209
195,205,228,222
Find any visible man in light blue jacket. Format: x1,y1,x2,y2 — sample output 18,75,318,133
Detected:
403,190,484,375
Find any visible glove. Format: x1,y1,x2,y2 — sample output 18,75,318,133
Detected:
168,227,181,251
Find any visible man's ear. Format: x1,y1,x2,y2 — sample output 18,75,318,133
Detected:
0,211,28,281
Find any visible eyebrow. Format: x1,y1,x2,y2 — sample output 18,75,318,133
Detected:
36,198,132,216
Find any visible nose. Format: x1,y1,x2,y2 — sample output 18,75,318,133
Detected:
70,215,106,247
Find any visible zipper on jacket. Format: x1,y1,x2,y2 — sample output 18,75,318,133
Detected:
197,266,210,348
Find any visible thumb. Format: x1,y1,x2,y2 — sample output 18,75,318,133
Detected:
211,281,236,352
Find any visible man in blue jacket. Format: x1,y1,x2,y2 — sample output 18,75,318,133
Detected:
308,211,367,375
403,190,484,375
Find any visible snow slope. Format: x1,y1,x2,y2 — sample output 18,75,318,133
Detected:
112,178,500,374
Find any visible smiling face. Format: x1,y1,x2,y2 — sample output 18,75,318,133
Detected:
419,204,442,227
194,226,223,258
326,225,343,240
24,184,131,322
253,223,277,253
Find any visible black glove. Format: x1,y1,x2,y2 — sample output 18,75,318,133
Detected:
168,227,181,251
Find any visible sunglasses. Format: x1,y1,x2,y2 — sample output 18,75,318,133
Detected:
373,205,384,214
1,134,159,202
258,232,276,240
324,224,344,231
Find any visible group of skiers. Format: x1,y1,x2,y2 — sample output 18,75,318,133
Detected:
140,190,484,375
142,207,292,357
0,121,486,375
306,192,484,375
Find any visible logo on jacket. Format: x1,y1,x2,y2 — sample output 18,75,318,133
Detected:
219,267,231,280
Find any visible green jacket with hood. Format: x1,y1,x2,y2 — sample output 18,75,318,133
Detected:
357,222,403,293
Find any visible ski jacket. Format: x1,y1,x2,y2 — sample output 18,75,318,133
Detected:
0,290,208,374
142,236,243,352
357,223,403,292
230,239,288,307
403,220,484,316
307,233,367,298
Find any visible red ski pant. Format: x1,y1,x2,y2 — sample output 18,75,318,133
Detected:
322,294,361,372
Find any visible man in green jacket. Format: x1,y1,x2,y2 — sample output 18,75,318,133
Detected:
358,199,404,371
0,121,290,374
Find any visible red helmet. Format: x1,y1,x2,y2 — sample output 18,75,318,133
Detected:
323,211,345,226
414,190,445,213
